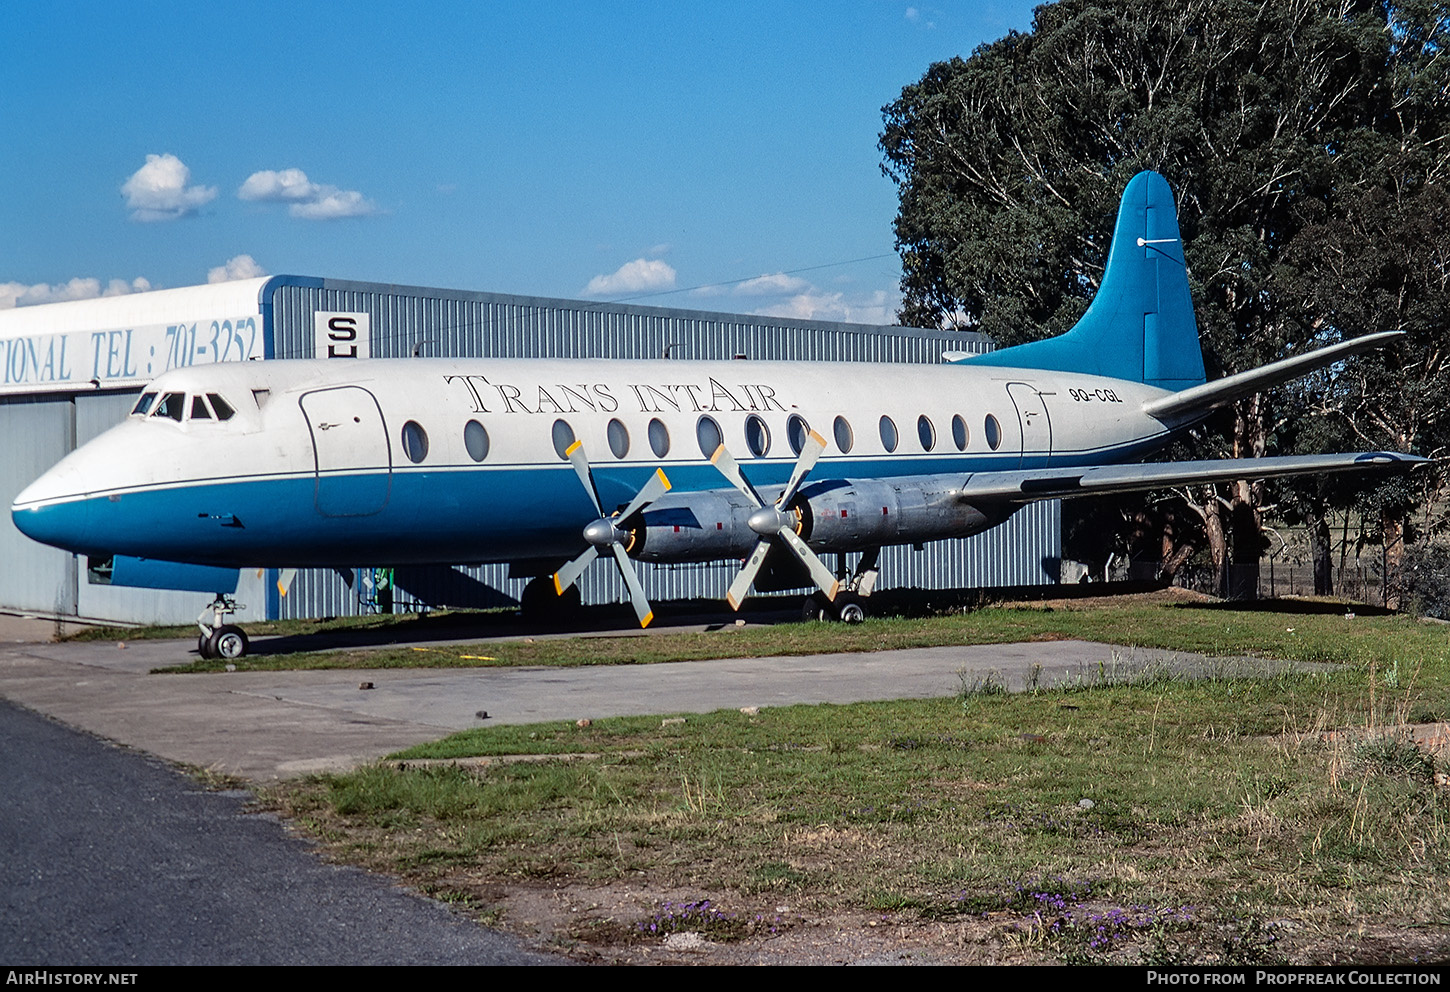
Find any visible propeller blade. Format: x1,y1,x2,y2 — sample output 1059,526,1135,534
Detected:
777,526,840,602
552,545,599,595
617,467,671,522
725,538,773,611
611,544,655,628
779,430,826,506
709,444,764,506
565,440,603,516
275,567,298,597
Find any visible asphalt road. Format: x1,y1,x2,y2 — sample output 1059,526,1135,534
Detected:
0,697,564,965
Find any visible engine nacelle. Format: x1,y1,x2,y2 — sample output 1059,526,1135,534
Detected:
795,474,999,552
630,489,762,562
630,474,1006,562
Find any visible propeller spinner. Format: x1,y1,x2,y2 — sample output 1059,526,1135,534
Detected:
552,441,671,627
709,431,840,610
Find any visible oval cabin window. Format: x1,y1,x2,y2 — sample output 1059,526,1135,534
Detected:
648,417,670,457
744,415,770,457
917,414,935,451
786,415,810,455
402,421,429,463
551,419,576,460
607,418,630,459
464,420,490,462
696,415,723,457
984,414,1002,451
879,415,898,453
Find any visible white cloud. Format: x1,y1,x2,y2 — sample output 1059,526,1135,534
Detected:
0,276,152,309
733,273,812,297
585,258,677,296
121,153,217,222
207,254,267,284
291,189,375,220
238,168,319,202
238,167,377,220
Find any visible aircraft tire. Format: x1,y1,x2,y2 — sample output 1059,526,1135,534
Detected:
833,594,866,624
801,594,830,622
197,632,214,659
208,625,250,660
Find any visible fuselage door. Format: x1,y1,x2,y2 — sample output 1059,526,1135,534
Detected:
299,386,392,516
1006,382,1052,469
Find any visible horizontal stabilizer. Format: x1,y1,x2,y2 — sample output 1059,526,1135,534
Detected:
1142,331,1402,423
957,451,1427,503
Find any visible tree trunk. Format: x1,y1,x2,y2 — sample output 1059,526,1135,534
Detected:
1382,509,1405,611
1310,508,1334,596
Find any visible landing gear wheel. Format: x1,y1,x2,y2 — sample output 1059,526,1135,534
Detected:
198,632,214,659
832,593,866,624
207,624,249,660
519,576,583,623
801,593,830,622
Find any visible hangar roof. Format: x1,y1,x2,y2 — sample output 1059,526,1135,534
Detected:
0,278,270,339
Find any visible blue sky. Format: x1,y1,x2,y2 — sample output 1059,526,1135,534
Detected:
1,1,1040,323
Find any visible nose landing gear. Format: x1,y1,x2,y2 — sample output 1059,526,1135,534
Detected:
197,595,250,659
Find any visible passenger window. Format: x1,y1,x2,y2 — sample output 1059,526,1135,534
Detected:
153,393,186,422
985,414,1002,451
208,394,235,421
464,420,490,462
879,415,898,453
551,419,576,460
952,414,968,451
648,417,670,457
190,396,213,420
607,418,630,459
917,415,935,451
786,415,810,455
131,392,157,416
744,414,770,457
833,415,853,454
402,421,429,463
696,415,723,457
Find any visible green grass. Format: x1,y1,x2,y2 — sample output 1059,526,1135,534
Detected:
263,598,1450,963
154,592,1448,677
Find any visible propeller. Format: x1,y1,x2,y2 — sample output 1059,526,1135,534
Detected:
552,440,671,627
709,431,840,610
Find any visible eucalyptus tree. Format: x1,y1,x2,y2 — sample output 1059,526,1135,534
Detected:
882,0,1450,595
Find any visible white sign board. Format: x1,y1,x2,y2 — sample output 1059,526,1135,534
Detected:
0,314,263,394
314,311,370,359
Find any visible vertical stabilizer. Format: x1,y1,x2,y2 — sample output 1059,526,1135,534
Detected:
956,171,1206,389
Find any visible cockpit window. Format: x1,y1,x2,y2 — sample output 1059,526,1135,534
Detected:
190,395,213,420
207,394,235,421
153,393,186,422
131,392,158,417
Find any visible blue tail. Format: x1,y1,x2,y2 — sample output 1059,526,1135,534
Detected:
957,171,1206,390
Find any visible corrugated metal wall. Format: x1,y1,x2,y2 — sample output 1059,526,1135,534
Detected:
264,279,1060,620
0,394,76,616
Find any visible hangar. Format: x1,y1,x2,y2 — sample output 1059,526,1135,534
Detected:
0,276,1062,625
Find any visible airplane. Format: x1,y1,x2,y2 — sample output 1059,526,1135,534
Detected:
9,171,1426,659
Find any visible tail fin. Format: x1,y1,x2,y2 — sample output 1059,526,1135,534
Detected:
956,171,1206,390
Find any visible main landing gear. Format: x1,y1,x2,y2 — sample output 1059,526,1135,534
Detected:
802,549,880,624
197,594,250,660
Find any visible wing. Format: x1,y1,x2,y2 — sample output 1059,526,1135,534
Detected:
956,451,1427,504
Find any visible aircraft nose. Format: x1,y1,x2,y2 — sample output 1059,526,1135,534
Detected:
11,462,97,553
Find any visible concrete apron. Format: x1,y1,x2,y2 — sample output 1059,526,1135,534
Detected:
0,632,1316,781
